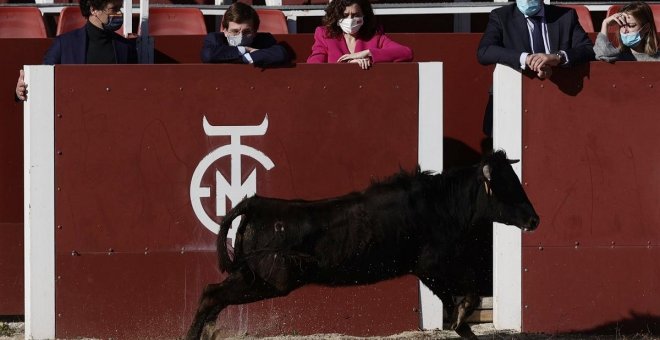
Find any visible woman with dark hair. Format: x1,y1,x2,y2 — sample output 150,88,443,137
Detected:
307,0,412,69
594,1,660,61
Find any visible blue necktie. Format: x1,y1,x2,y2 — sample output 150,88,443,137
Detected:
530,16,545,54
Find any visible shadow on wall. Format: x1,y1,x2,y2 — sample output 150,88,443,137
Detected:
444,137,482,169
548,62,590,97
524,62,591,97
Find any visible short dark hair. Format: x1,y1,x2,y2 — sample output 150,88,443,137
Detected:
322,0,377,40
221,2,260,32
79,0,119,18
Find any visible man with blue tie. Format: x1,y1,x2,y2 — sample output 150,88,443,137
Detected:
477,0,594,79
476,0,594,136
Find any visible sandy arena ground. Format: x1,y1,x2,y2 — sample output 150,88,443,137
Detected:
2,322,658,340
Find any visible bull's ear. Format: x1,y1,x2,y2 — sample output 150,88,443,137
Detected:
508,159,520,164
482,164,492,181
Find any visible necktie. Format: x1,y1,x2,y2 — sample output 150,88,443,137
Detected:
530,16,545,54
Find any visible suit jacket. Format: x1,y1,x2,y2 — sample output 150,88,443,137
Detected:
307,26,413,63
43,24,137,65
477,4,594,70
200,32,290,67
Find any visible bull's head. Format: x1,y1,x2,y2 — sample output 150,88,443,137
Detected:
477,150,539,232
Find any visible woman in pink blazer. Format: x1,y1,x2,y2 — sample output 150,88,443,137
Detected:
306,0,413,69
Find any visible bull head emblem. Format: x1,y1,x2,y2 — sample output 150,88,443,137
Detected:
190,115,274,243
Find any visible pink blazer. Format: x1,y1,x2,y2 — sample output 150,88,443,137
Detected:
307,26,413,63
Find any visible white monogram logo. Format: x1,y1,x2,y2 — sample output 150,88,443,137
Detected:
190,115,274,243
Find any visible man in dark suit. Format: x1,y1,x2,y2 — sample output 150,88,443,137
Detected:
476,0,594,135
200,2,290,67
478,0,594,77
15,0,137,101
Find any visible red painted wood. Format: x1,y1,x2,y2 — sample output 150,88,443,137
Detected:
0,39,51,315
522,63,660,333
0,223,24,315
54,64,422,338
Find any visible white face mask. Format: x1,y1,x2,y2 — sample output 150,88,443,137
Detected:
338,17,363,35
226,34,255,47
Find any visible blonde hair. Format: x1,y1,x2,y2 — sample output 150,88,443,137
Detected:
619,1,658,55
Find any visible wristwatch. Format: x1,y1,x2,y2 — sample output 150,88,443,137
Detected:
555,51,565,64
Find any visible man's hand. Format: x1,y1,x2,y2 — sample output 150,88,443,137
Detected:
16,70,27,101
245,46,258,53
536,64,552,79
526,53,561,72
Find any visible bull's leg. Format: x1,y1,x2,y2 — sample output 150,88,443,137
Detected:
450,293,480,339
185,266,294,340
416,275,477,340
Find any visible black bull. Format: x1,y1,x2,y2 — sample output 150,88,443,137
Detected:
186,150,539,339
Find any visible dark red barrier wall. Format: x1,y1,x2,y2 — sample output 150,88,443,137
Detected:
521,63,660,333
2,34,489,316
0,39,51,316
53,64,425,338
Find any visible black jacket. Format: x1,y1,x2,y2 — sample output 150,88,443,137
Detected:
200,32,290,67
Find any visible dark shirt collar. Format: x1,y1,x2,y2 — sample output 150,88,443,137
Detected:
85,21,113,40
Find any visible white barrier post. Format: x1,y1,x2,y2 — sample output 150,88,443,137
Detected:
492,64,523,331
417,62,444,330
24,65,56,340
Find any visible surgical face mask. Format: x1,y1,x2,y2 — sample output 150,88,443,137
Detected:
516,0,542,16
620,30,642,47
102,14,123,32
338,17,363,35
227,34,255,47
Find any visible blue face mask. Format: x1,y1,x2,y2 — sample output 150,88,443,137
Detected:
103,14,123,32
516,0,542,16
620,31,642,47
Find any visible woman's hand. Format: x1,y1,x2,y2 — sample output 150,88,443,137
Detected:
337,50,371,63
347,58,372,70
601,12,628,34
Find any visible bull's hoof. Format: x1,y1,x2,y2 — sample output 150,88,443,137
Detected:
453,322,478,340
200,323,217,340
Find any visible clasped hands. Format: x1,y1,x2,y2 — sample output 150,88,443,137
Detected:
526,53,562,79
338,50,372,70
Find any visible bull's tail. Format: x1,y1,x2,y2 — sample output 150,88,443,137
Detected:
217,197,251,272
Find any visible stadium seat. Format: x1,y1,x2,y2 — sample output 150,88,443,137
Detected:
56,7,87,36
145,8,206,35
606,4,660,34
0,7,47,38
559,5,594,33
255,9,288,34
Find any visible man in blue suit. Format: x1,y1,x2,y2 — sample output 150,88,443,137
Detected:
200,2,290,67
478,0,594,78
15,0,137,101
476,0,594,135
